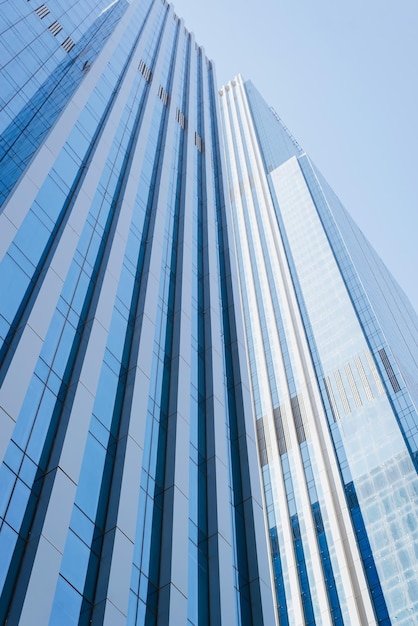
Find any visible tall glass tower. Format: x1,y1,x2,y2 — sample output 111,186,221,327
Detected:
219,75,418,625
1,3,417,626
0,3,274,624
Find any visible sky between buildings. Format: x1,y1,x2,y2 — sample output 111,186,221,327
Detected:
173,0,418,314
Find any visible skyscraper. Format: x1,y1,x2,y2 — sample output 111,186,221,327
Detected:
0,3,417,626
0,2,274,624
219,76,418,625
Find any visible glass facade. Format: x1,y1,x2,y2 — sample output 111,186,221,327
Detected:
1,4,417,626
219,75,418,625
0,3,274,625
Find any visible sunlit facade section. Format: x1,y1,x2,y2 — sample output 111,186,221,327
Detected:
219,75,418,626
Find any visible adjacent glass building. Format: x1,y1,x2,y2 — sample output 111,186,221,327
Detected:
219,76,418,625
0,2,417,625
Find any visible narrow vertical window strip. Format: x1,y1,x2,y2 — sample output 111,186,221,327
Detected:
273,406,287,455
256,417,268,467
298,394,310,440
345,363,362,408
291,395,306,444
280,406,293,452
324,376,340,422
354,356,374,402
378,348,401,393
366,351,385,395
334,370,351,415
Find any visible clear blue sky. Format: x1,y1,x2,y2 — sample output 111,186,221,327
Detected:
173,0,418,313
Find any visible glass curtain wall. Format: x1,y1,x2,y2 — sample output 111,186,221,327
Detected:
0,4,275,625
